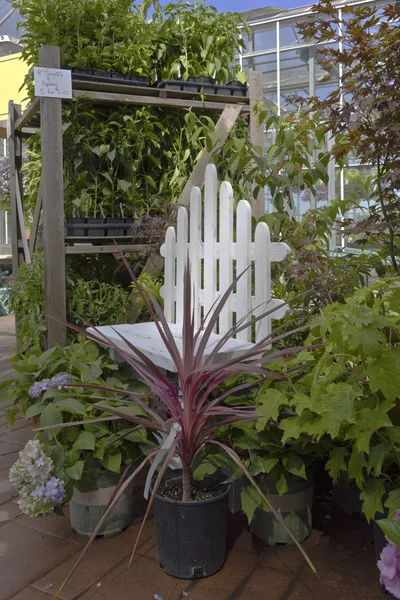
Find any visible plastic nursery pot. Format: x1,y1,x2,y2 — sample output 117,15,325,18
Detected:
334,476,363,516
186,76,216,95
65,217,85,237
152,476,230,579
156,80,183,91
86,217,106,237
106,217,126,237
69,470,134,538
250,475,313,546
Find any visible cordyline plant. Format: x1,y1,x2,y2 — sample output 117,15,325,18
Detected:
43,255,318,598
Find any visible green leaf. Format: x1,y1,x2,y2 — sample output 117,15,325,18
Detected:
54,398,87,416
385,489,400,518
52,444,65,470
40,404,63,428
360,479,386,522
74,431,95,451
276,473,289,495
117,179,132,193
66,460,84,480
25,402,46,418
318,383,358,439
367,352,400,402
325,447,348,481
367,443,390,477
376,519,400,546
102,450,121,473
250,456,279,476
283,456,306,480
256,389,288,430
283,129,295,150
348,447,367,489
241,485,266,523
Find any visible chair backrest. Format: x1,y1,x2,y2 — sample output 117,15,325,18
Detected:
160,164,291,342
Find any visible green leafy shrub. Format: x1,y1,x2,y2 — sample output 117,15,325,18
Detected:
7,251,46,350
1,340,155,494
271,280,400,522
8,252,132,352
67,278,128,327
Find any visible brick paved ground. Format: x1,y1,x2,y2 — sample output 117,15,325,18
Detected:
0,322,388,600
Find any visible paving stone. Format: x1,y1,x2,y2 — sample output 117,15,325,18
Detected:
10,588,53,600
0,448,20,469
1,426,35,446
0,441,22,456
18,506,76,541
79,555,188,600
0,501,20,522
32,519,157,600
236,565,295,599
0,466,11,480
0,478,17,504
0,522,80,600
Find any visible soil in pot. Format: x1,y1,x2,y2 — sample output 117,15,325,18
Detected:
70,470,134,538
152,476,230,579
250,475,313,546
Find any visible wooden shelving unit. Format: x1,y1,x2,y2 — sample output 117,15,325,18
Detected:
6,45,264,349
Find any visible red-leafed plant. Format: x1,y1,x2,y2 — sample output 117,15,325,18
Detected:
46,256,318,597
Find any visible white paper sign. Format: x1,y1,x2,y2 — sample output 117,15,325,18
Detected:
34,66,72,99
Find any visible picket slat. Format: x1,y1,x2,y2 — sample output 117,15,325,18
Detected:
203,164,218,329
163,226,176,322
189,186,202,329
236,200,252,342
176,207,188,325
219,181,234,334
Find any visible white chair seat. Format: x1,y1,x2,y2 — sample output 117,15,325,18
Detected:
89,322,255,372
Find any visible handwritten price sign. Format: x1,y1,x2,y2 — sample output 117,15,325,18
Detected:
34,67,72,99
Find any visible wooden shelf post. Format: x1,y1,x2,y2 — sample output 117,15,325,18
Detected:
7,101,21,277
248,71,265,220
39,46,67,348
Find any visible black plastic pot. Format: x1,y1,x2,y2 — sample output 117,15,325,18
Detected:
69,67,93,82
186,76,216,95
334,477,363,515
66,217,85,237
215,81,248,97
250,475,313,546
111,73,148,86
92,70,112,82
152,476,230,579
227,80,248,97
156,80,183,91
86,217,106,236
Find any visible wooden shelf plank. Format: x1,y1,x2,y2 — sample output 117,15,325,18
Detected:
71,79,250,106
14,98,40,131
73,89,250,112
65,244,149,254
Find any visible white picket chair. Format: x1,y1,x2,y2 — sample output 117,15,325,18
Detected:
91,164,291,371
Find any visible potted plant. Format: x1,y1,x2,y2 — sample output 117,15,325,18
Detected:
48,258,319,597
209,369,324,545
272,281,400,524
3,340,154,537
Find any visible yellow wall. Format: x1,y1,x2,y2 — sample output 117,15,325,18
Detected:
0,53,28,120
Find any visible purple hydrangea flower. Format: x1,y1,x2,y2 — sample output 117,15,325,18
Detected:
33,476,66,506
29,373,72,398
378,541,400,599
